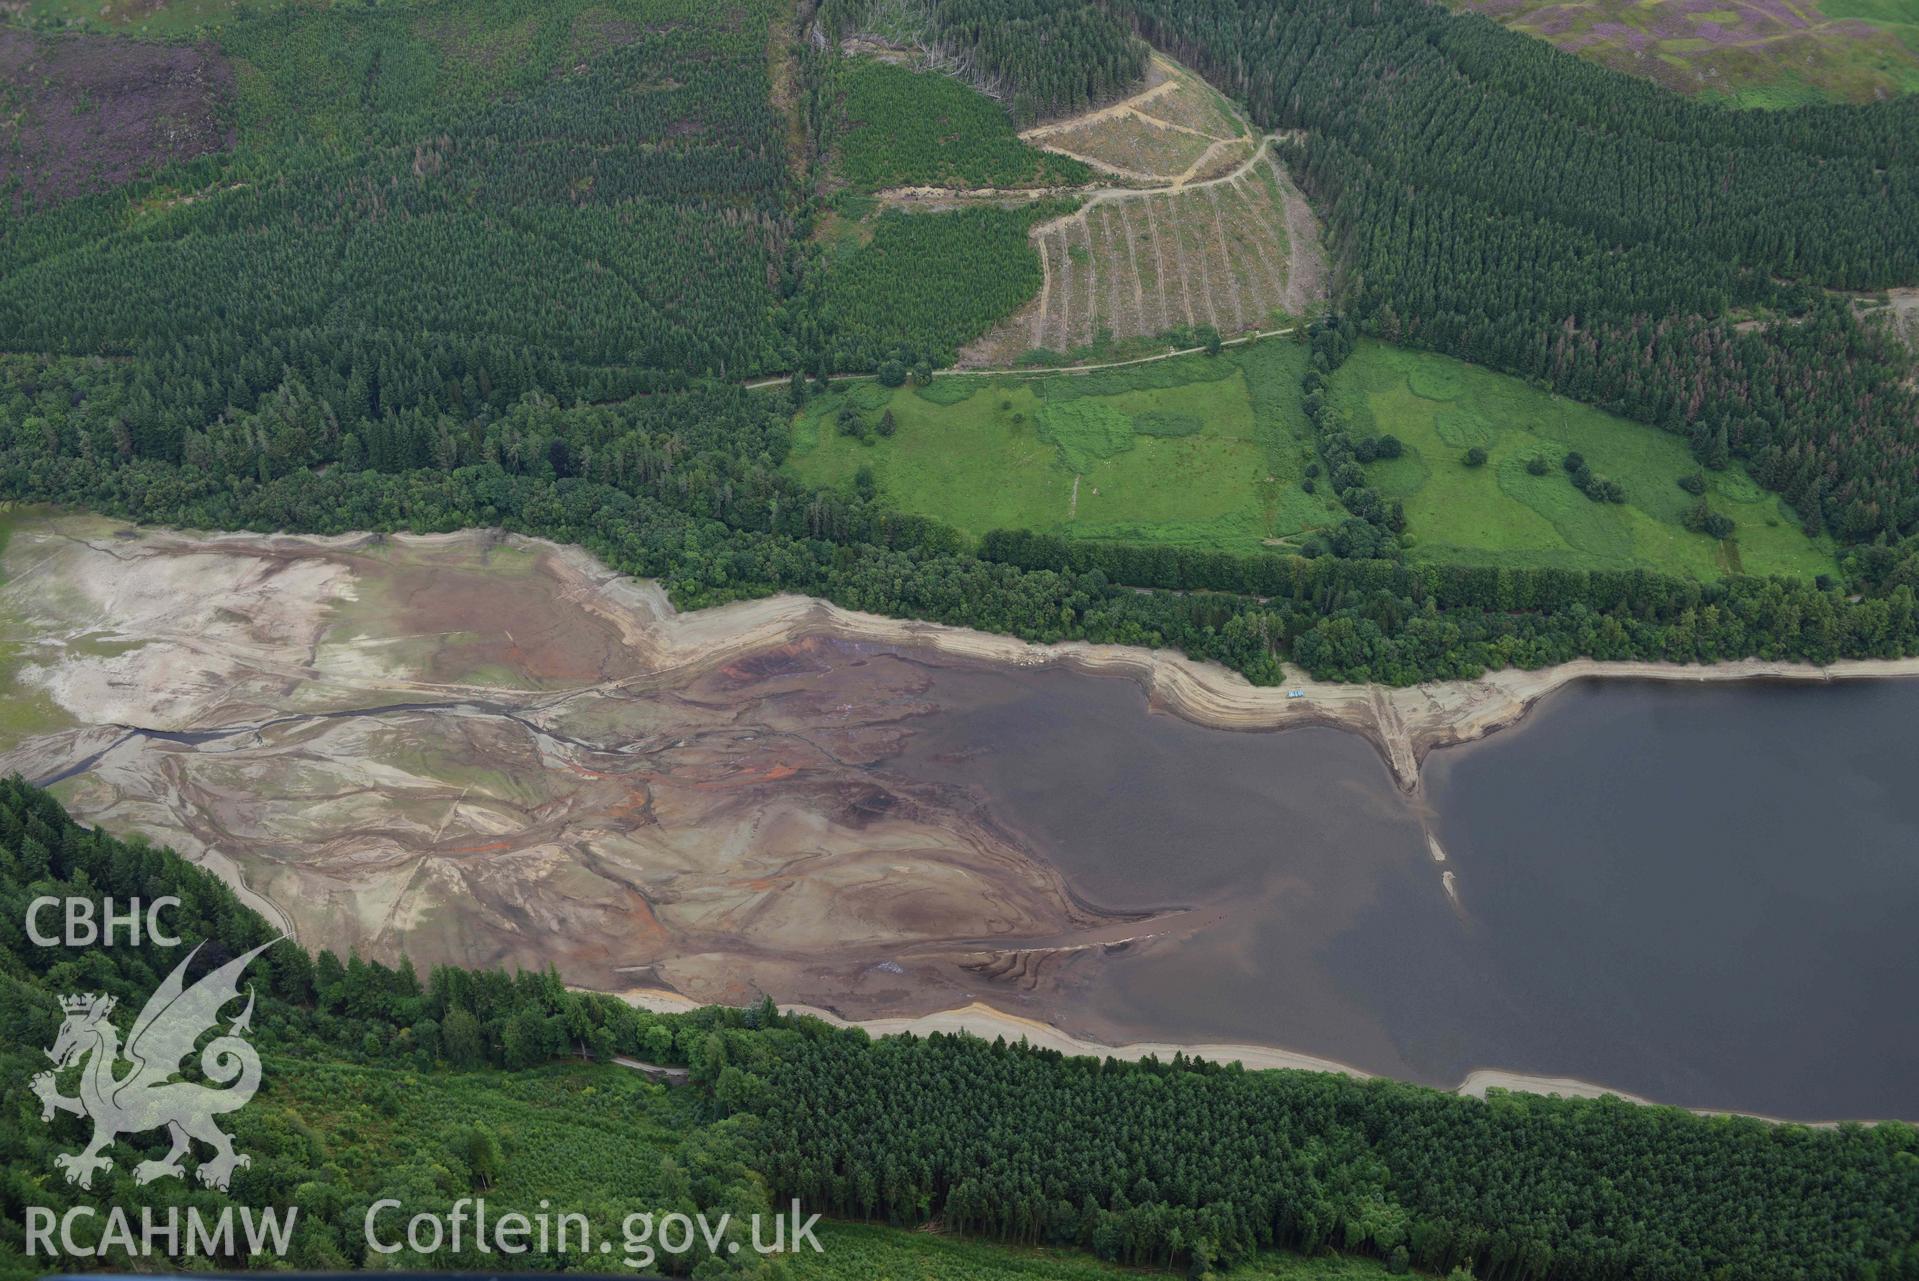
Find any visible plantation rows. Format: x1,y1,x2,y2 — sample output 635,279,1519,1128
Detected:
1017,153,1308,355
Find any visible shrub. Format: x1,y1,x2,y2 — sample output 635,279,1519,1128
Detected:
1684,499,1736,538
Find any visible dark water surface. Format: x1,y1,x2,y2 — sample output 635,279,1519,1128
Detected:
1422,678,1919,1120
883,653,1919,1120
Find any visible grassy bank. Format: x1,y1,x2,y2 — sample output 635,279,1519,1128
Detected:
0,506,73,746
791,337,1838,581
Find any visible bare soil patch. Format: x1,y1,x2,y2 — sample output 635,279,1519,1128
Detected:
1019,54,1244,187
1004,169,1322,351
1040,113,1217,182
0,28,234,209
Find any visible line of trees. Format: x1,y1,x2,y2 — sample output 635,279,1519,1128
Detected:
733,1021,1919,1280
11,356,1919,686
819,0,1150,123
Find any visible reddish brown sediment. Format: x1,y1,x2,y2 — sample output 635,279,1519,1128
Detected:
0,516,1137,1014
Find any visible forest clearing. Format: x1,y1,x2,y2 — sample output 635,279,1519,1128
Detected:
1016,54,1254,185
1447,0,1919,104
972,51,1326,361
820,38,1326,368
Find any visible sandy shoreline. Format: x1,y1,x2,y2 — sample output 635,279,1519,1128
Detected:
534,538,1919,793
618,986,1885,1126
18,516,1911,792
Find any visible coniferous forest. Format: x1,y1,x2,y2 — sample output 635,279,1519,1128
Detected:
818,0,1149,123
5,3,1919,1275
2,0,800,432
2,0,1919,686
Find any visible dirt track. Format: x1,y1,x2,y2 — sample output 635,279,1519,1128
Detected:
955,54,1330,364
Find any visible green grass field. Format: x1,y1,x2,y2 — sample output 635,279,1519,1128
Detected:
0,506,74,749
787,343,1344,552
1332,342,1838,579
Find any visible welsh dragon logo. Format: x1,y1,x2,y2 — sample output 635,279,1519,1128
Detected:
31,938,280,1192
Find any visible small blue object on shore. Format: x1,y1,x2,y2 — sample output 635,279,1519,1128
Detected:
1287,689,1305,699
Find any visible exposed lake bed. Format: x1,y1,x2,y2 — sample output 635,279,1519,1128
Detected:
2,511,1914,1121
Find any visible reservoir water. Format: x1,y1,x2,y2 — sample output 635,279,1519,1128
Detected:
1422,678,1919,1121
887,656,1919,1120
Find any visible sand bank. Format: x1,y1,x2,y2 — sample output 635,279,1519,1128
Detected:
620,986,1875,1125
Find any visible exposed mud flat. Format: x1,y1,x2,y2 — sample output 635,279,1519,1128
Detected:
0,515,1132,1012
0,512,1441,1083
0,513,1437,1044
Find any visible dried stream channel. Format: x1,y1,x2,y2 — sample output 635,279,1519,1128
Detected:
2,515,1914,1119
